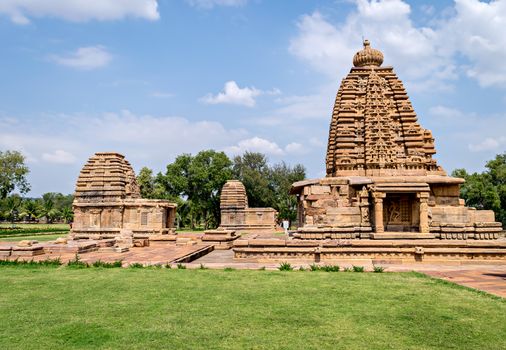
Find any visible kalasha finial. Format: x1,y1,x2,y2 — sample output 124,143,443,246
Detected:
353,39,384,67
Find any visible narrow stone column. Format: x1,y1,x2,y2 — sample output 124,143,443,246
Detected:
418,193,430,234
373,193,385,233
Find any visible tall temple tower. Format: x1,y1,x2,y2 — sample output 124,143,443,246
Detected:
290,41,502,240
326,40,442,177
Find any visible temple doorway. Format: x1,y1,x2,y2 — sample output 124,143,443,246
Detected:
383,194,418,232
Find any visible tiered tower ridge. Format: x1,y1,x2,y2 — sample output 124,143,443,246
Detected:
74,152,140,202
326,40,442,177
220,180,248,210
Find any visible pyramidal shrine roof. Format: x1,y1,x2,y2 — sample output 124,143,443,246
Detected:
326,40,445,177
74,152,141,201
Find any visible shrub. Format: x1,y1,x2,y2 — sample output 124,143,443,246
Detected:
298,266,306,271
352,265,365,272
258,266,266,271
177,263,186,269
165,263,172,269
129,263,144,268
92,260,122,268
373,265,384,273
67,254,89,268
343,267,352,272
0,258,62,267
309,263,320,271
278,262,293,271
199,264,207,270
224,267,235,271
320,264,340,272
38,257,62,266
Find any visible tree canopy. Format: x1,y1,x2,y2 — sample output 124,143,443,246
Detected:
0,150,30,199
452,152,506,225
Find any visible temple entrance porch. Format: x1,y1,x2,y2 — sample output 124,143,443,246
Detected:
371,185,431,237
383,194,419,232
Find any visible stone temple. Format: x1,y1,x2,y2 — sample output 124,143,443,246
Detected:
233,41,505,262
290,40,501,240
71,152,177,241
203,180,278,248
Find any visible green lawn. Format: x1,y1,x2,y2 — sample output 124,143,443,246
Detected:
0,223,69,238
0,233,66,242
0,268,504,350
0,223,69,229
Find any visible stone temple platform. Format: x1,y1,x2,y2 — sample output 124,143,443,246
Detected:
0,238,213,265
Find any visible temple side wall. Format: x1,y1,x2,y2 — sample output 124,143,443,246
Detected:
71,200,176,239
220,208,278,232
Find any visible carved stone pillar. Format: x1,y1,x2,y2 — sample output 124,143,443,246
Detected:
373,192,386,233
418,193,430,234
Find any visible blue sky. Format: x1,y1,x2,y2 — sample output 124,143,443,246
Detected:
1,0,505,196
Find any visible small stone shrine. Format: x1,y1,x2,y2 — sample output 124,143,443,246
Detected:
203,180,278,248
219,180,278,232
70,152,177,242
233,41,505,262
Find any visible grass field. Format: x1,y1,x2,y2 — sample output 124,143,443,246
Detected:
0,233,66,242
0,223,69,239
0,223,69,229
0,268,504,350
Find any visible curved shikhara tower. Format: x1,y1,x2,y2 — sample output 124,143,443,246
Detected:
326,40,443,177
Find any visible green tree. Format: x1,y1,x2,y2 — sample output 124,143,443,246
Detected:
38,194,60,223
160,150,232,229
269,162,306,221
137,167,155,199
0,150,30,199
232,152,273,208
60,206,74,224
2,195,22,224
19,199,39,222
233,152,306,222
452,152,506,225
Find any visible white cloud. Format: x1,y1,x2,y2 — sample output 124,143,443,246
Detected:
50,46,112,70
201,81,278,107
225,137,309,156
428,105,464,119
289,0,506,89
186,0,247,9
285,142,307,155
42,150,76,164
469,137,506,152
225,137,285,156
0,0,159,24
439,0,506,87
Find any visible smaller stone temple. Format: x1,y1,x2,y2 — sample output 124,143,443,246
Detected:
70,152,177,241
203,180,278,248
219,180,278,232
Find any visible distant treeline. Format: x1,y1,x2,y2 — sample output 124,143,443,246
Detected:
0,192,73,224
